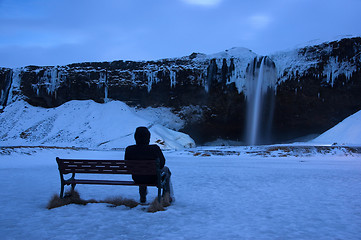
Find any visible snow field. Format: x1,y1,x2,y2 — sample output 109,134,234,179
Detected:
0,148,360,239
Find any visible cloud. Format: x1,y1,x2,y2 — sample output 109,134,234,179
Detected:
181,0,222,6
248,14,272,29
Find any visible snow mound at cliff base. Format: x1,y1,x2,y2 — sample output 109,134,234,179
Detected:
0,100,195,150
311,110,361,145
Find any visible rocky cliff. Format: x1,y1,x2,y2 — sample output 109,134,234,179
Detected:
272,37,361,142
1,37,360,144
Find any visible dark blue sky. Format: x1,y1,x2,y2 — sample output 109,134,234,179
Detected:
1,0,360,68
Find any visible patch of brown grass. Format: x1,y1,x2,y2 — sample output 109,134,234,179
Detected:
47,191,139,210
100,196,139,208
147,192,172,213
47,191,87,209
147,198,165,213
201,153,211,157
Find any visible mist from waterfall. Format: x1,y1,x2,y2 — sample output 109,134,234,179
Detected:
245,56,277,145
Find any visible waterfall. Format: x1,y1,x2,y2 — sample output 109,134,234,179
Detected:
6,69,21,105
249,57,265,145
245,56,277,145
99,71,109,102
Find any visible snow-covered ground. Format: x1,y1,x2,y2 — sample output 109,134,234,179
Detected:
0,147,360,240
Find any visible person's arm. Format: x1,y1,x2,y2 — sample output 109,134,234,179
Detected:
156,145,166,169
124,146,129,160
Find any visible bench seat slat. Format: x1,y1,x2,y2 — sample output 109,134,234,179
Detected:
61,168,156,175
57,159,157,175
65,179,157,186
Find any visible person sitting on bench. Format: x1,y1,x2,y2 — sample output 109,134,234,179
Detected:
125,126,173,204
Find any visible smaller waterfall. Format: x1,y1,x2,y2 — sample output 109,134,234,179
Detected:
99,71,109,102
245,56,277,145
6,69,21,105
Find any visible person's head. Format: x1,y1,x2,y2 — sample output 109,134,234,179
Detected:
134,126,150,145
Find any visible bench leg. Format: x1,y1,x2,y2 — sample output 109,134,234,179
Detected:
157,187,161,203
70,173,76,194
71,183,76,194
60,183,65,199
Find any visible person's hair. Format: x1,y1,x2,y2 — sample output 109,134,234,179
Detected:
134,126,150,145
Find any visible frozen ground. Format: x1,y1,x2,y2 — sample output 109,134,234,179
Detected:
0,146,360,240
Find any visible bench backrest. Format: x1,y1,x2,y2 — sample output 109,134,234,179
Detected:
56,157,158,175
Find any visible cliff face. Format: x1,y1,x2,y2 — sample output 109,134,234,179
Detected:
272,38,361,142
1,37,360,144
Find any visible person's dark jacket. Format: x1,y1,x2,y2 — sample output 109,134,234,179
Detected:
124,127,165,184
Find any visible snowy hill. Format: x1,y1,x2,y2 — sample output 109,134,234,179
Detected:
0,100,195,150
311,110,361,145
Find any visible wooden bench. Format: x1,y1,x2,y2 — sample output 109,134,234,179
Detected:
56,157,164,202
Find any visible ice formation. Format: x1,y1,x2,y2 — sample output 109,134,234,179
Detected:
145,70,159,92
169,69,177,88
40,68,60,96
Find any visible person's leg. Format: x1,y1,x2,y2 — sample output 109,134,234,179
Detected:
161,166,174,203
161,166,171,193
139,186,147,203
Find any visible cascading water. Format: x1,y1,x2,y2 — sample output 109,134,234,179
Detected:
245,56,277,145
249,57,265,145
99,71,109,102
